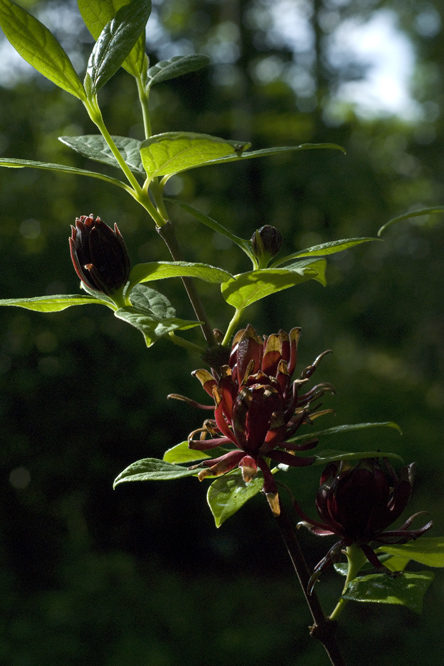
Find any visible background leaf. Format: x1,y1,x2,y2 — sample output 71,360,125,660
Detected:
0,294,108,312
59,135,144,175
0,0,85,99
342,571,435,614
86,0,151,93
377,538,444,568
146,54,210,87
378,207,444,236
221,259,326,309
113,458,196,487
207,471,264,527
312,450,403,466
78,0,149,78
140,132,251,181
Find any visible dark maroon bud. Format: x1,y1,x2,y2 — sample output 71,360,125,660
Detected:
251,225,283,266
69,214,130,296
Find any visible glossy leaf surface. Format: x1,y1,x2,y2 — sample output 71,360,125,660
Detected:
207,471,264,527
221,259,326,309
59,135,144,175
0,294,107,312
163,442,211,465
342,571,434,614
146,54,210,87
114,458,196,487
377,538,444,568
78,0,149,78
140,132,251,181
272,237,379,267
0,0,85,99
86,0,151,93
128,261,232,291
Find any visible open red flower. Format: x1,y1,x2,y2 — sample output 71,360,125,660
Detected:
295,458,433,592
170,325,334,514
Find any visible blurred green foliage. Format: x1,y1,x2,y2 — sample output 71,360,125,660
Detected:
1,0,444,664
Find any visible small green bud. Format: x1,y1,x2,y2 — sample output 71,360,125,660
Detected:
251,225,283,267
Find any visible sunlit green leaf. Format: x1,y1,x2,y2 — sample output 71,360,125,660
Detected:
0,0,86,99
272,237,380,267
342,571,434,614
163,441,212,465
207,471,264,527
140,132,251,181
147,54,210,87
0,157,130,191
0,294,108,312
378,207,444,236
59,135,144,175
86,0,151,93
221,259,326,309
128,261,232,291
113,458,196,487
377,538,444,568
287,421,402,444
78,0,149,78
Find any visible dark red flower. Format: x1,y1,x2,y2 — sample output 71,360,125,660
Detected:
295,458,433,592
170,325,334,514
69,214,130,296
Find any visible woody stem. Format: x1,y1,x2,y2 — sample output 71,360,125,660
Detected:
272,499,347,666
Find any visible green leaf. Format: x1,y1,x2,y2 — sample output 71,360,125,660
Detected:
287,421,402,444
0,157,130,192
377,538,444,568
115,307,200,346
86,0,151,93
207,471,264,527
114,458,196,487
272,237,380,267
140,132,251,182
59,135,144,175
0,0,86,99
163,441,212,465
128,283,175,318
0,294,108,312
312,450,403,466
180,142,346,170
115,282,201,346
221,259,326,309
167,200,255,262
146,54,210,87
378,207,444,236
128,261,232,291
78,0,149,78
342,571,434,614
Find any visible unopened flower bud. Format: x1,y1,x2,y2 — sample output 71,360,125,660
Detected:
251,225,283,267
69,214,130,296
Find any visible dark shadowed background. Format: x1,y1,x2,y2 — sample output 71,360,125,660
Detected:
1,0,444,664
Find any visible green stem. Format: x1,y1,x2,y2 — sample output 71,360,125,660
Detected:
329,545,366,622
83,98,166,227
168,332,206,355
136,75,152,139
221,308,244,347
